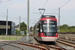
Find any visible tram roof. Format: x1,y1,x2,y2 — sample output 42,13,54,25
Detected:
41,15,55,18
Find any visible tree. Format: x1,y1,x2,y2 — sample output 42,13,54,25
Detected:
59,24,75,32
69,26,75,29
30,26,33,32
17,22,27,31
60,24,69,29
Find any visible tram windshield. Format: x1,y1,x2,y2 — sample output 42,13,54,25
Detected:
43,21,57,32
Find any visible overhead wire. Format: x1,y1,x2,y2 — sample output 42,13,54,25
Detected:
53,0,70,13
31,0,48,27
60,0,70,8
43,0,48,8
31,14,41,26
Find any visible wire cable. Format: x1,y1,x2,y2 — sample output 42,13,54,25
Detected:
53,0,70,13
31,14,41,26
43,0,48,8
31,0,49,26
60,0,70,8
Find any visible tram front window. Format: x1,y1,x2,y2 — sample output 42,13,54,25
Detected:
43,24,56,32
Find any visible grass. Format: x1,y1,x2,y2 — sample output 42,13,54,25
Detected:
0,35,22,40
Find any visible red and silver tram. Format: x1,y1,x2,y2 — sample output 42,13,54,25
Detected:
34,15,58,42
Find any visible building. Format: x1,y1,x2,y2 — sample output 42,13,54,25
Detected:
0,20,15,35
15,26,19,30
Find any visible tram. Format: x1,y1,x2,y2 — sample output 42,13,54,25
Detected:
34,15,58,42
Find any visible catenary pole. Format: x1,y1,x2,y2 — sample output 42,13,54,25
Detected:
58,0,70,33
19,16,21,34
27,0,29,42
6,9,8,36
58,8,60,32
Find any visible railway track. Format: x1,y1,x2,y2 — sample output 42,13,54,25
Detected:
0,42,24,50
0,36,67,50
57,39,75,49
11,41,66,50
1,41,66,50
0,47,4,50
47,45,66,50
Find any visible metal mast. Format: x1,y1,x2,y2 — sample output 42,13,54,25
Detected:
19,16,21,33
27,0,29,42
6,9,8,36
58,8,60,32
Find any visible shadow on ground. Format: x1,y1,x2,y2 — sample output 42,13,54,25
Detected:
34,37,57,45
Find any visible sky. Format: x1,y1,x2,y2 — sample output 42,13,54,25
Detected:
0,0,75,27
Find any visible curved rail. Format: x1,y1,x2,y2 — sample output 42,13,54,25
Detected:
10,41,66,50
1,41,67,50
0,43,24,50
57,39,75,49
0,47,4,50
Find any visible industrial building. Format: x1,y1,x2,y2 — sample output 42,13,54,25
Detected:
0,20,15,35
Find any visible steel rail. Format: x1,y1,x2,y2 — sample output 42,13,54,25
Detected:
47,45,66,50
58,39,75,44
57,39,75,49
0,47,4,50
1,41,66,50
11,41,66,50
0,43,24,50
13,42,48,50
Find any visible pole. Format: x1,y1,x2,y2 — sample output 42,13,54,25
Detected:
58,0,70,33
19,16,21,34
58,8,60,33
6,9,8,36
27,0,29,42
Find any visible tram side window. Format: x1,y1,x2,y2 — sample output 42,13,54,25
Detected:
40,25,42,32
37,24,40,33
34,26,36,34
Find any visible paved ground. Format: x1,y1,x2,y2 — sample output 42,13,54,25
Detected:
17,36,39,43
0,36,39,50
0,36,75,50
18,36,75,50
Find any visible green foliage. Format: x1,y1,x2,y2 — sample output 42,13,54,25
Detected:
30,26,33,32
59,24,75,32
17,22,27,31
15,30,20,35
60,24,69,29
